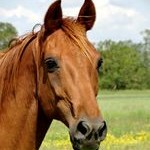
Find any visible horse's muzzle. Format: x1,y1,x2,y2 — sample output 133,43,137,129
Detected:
69,120,107,150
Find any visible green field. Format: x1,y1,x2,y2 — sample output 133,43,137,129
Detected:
40,90,150,150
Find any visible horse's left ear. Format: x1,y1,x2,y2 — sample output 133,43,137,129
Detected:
44,0,62,35
77,0,96,31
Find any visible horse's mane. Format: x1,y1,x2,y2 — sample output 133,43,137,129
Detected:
0,33,38,101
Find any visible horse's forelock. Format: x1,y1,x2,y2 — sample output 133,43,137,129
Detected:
61,18,93,63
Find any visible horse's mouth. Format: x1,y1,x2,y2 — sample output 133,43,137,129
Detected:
69,120,107,150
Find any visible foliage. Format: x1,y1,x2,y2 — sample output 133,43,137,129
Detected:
97,36,150,89
0,22,18,50
141,29,150,51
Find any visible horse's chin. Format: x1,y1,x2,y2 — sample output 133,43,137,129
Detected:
72,143,100,150
70,135,100,150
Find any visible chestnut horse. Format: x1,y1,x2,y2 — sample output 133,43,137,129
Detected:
0,0,107,150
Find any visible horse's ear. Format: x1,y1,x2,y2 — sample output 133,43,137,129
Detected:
44,0,62,35
77,0,96,31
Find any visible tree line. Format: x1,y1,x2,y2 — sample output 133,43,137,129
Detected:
0,22,150,89
97,33,150,89
0,22,17,50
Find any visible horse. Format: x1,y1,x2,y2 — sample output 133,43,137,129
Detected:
0,0,107,150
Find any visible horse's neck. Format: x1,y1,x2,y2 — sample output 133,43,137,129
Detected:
0,41,51,150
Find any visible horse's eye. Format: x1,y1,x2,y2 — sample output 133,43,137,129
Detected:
45,58,59,73
97,58,103,72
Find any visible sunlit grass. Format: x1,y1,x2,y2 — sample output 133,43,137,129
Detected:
101,131,150,150
41,130,150,150
40,90,150,150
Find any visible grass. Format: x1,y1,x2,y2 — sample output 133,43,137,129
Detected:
40,90,150,150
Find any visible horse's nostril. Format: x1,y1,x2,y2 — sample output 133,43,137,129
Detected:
77,121,89,135
98,121,107,137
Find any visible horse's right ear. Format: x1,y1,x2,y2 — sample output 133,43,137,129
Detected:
44,0,62,35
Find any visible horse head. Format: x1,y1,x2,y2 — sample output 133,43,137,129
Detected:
37,0,107,149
